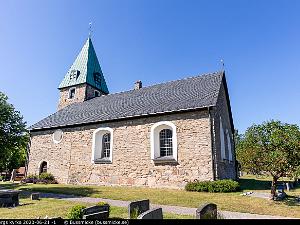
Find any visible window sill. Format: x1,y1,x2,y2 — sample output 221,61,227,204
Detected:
152,156,177,164
221,159,234,164
93,158,112,164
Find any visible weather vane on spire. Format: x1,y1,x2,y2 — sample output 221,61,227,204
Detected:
220,59,225,71
89,22,92,38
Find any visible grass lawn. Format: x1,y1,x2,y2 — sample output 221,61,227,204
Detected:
0,194,191,219
1,175,300,218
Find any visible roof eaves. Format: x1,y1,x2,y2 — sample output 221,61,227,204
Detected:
28,104,216,132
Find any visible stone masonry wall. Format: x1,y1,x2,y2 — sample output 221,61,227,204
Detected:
211,79,237,180
28,110,214,189
58,84,104,110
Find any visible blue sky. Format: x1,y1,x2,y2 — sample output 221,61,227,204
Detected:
0,0,299,133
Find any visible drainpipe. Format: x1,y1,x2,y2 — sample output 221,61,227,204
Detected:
208,106,216,180
232,130,239,180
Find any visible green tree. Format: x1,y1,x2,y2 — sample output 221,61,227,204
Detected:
0,92,28,173
236,120,300,199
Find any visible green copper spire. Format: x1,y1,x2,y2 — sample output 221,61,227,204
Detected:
58,37,109,94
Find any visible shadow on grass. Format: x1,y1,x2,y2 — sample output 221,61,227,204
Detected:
1,182,102,199
19,202,35,207
17,185,102,198
239,178,271,191
0,182,23,190
283,196,300,207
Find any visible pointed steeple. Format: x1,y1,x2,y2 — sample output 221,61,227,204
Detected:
58,37,109,94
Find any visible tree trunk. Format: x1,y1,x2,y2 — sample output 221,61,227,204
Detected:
271,177,278,200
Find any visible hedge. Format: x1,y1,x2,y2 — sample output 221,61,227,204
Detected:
185,179,239,193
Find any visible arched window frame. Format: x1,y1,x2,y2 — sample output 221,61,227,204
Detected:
38,161,48,175
220,117,226,160
91,127,113,164
150,121,177,162
94,90,100,97
226,129,233,161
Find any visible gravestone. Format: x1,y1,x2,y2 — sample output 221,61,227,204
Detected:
83,211,109,219
82,205,110,217
196,203,217,219
10,169,17,182
277,184,285,192
31,193,40,200
286,182,290,191
0,190,19,207
137,208,163,219
128,199,150,218
276,189,287,201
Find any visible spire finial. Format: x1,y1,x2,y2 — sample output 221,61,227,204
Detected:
220,59,225,71
89,22,92,38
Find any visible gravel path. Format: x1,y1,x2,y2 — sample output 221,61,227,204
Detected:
31,192,293,219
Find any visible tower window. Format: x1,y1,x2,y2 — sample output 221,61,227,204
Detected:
95,91,100,97
93,72,102,86
69,88,76,99
70,70,80,80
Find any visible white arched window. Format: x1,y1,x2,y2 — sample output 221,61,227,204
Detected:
150,121,177,162
220,117,226,160
91,127,113,163
226,129,233,161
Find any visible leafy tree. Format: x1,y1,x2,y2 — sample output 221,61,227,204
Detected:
236,120,300,199
0,91,28,173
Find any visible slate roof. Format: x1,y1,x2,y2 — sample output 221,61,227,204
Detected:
29,71,224,131
58,37,109,94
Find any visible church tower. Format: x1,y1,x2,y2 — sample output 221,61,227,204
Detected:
57,37,109,110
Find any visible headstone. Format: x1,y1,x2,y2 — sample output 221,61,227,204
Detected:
83,211,109,219
82,205,110,216
137,208,163,219
196,203,217,219
128,199,150,218
0,190,19,207
277,184,285,192
276,190,287,201
286,183,290,191
10,169,17,182
31,193,40,200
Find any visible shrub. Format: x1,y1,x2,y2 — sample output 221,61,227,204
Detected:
20,178,34,183
96,201,111,213
27,174,38,179
39,172,55,181
96,201,108,206
185,181,209,192
130,207,140,219
0,175,3,181
185,179,239,193
21,173,57,184
208,179,239,193
67,205,86,219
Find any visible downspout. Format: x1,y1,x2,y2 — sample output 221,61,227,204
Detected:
208,106,216,180
232,130,239,180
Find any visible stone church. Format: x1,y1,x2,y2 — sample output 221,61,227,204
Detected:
27,37,237,189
